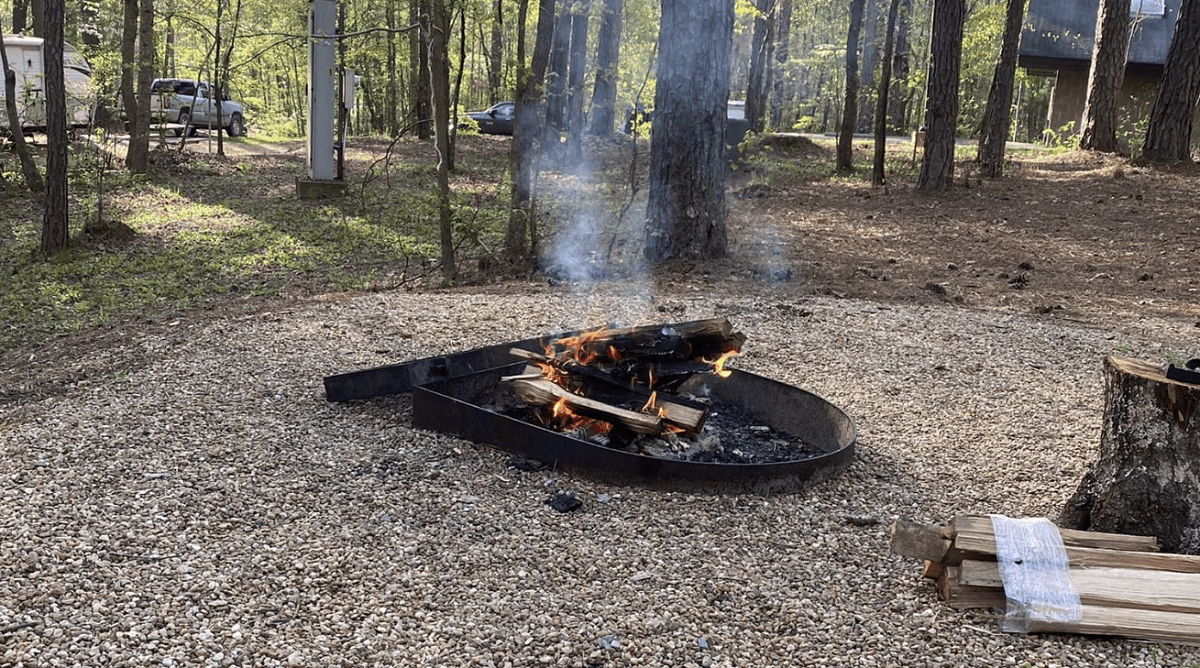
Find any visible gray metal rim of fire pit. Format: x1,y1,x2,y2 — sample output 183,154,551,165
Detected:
411,362,857,495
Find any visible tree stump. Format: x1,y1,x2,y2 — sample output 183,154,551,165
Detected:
1060,356,1200,554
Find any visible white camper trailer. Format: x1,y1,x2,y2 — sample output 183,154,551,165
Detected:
0,34,93,133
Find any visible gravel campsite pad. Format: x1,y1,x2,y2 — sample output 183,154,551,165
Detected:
3,143,1200,666
3,279,1199,667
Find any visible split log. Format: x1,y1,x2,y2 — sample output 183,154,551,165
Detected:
1060,356,1200,554
507,352,710,434
958,559,1200,615
546,317,746,365
509,368,706,436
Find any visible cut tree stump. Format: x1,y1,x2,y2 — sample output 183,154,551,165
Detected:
1060,356,1200,554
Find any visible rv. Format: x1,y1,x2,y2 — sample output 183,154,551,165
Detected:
0,34,93,133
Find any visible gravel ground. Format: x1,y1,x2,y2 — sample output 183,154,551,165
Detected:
3,278,1199,667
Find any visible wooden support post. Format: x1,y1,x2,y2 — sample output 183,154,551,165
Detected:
1060,356,1200,554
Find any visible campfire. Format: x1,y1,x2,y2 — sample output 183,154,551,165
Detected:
497,318,818,463
324,316,857,492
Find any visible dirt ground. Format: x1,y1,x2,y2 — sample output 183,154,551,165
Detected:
4,134,1199,408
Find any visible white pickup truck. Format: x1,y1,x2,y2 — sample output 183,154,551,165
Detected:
151,78,246,137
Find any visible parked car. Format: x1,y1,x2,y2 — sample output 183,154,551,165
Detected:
467,101,514,136
151,78,246,137
0,34,93,134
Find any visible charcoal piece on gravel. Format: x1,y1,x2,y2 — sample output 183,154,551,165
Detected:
508,457,549,472
545,493,583,513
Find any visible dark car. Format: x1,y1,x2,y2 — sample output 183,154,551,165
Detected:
467,101,515,135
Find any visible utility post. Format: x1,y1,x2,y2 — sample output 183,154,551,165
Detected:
297,0,346,199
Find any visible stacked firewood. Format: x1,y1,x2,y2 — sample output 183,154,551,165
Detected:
889,515,1200,645
502,318,745,439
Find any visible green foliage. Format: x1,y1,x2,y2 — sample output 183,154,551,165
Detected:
0,135,512,353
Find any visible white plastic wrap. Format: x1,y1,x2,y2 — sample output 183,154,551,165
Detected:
989,514,1082,632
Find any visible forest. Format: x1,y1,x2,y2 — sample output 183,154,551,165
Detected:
0,0,1058,145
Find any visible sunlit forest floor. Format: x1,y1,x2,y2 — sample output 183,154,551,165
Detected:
2,131,1198,403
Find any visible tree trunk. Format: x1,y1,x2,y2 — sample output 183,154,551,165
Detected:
12,0,29,34
871,0,900,186
746,0,773,134
386,0,399,136
429,0,456,282
41,0,68,255
887,0,911,132
836,0,866,173
489,0,504,103
1078,0,1130,153
644,0,733,263
1140,0,1200,164
857,0,880,133
977,0,1028,178
506,0,555,267
769,0,792,130
125,0,153,172
564,0,590,160
587,0,623,136
412,0,432,140
545,4,571,133
30,0,43,37
119,0,138,135
916,0,964,191
0,30,44,193
1060,356,1200,555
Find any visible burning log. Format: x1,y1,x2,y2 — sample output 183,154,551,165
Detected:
509,365,706,436
502,319,743,441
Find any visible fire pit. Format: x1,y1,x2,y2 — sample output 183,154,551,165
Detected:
324,320,856,494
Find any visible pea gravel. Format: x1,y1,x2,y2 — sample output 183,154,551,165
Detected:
3,279,1199,667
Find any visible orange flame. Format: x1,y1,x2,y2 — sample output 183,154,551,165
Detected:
641,391,657,413
551,396,569,418
711,350,737,378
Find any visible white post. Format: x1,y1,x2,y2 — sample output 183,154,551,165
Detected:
308,0,336,181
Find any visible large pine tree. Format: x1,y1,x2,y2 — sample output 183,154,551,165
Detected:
1141,0,1200,163
916,0,964,191
644,0,734,262
1079,0,1130,153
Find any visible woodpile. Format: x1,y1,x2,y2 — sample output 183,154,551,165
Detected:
502,318,743,439
890,514,1200,646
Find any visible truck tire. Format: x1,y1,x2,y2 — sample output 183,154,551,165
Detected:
226,112,246,137
175,109,196,137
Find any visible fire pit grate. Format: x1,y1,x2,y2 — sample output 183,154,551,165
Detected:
325,326,857,494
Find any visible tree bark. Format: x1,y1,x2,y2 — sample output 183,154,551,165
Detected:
119,0,138,135
1079,0,1130,153
587,0,623,136
916,0,964,191
1060,356,1200,555
836,0,866,173
545,3,571,133
1140,0,1200,164
857,0,880,133
12,0,29,34
41,0,68,255
887,0,912,133
769,0,792,130
746,0,773,134
429,0,456,281
489,0,504,103
977,0,1028,178
871,0,900,186
0,30,44,193
564,0,590,160
411,0,432,140
505,0,556,267
644,0,733,263
125,0,153,172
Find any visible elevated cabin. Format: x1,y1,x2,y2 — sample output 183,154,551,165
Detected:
1018,0,1179,141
